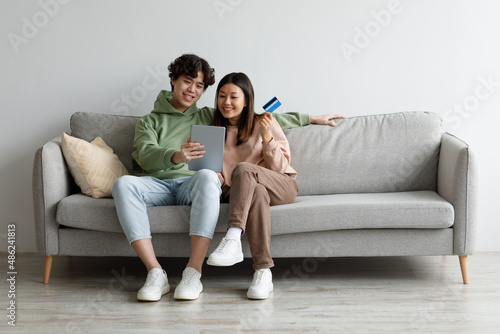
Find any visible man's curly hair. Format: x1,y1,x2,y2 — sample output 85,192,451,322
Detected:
168,54,215,91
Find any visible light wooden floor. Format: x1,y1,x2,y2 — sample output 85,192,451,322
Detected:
1,253,499,333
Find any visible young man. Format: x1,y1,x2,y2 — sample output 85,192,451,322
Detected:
112,54,343,302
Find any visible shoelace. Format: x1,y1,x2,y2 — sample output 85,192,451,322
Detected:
215,238,232,253
181,270,199,285
144,270,162,286
254,270,265,284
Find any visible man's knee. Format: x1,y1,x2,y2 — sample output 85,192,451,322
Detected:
193,169,219,184
191,169,221,196
112,175,136,196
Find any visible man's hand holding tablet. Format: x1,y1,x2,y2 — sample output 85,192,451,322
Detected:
180,137,206,163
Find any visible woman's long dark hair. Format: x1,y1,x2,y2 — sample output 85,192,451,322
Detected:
213,72,263,146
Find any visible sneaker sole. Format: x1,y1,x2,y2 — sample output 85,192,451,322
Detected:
174,285,203,300
206,253,244,267
137,284,171,302
247,283,273,300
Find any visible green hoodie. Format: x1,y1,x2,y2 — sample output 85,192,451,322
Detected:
132,90,310,180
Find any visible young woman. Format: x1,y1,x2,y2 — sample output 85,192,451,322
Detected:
206,72,298,299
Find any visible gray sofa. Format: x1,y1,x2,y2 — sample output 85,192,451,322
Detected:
33,111,477,284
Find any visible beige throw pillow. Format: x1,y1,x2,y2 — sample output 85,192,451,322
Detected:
61,132,128,198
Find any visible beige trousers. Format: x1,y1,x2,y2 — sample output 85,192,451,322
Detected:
222,162,298,270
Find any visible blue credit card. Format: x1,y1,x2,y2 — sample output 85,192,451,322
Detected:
263,97,282,113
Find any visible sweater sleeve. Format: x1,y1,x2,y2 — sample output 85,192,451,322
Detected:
273,112,310,129
133,118,177,173
261,120,292,174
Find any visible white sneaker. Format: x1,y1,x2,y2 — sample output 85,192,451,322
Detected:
137,268,170,301
207,237,244,266
247,269,273,300
174,267,203,300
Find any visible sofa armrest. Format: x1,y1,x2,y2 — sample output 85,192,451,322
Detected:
32,135,75,256
437,132,478,255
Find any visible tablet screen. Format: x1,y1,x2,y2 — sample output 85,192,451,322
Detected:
188,125,225,172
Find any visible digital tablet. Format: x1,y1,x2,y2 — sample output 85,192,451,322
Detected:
188,125,226,172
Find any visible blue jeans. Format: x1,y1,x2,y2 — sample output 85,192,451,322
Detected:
112,169,222,243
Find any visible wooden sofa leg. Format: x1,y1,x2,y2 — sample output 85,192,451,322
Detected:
43,256,53,284
459,255,469,284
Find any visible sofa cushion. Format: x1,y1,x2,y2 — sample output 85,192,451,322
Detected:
271,191,454,235
70,112,139,174
61,133,129,198
56,191,453,236
284,112,442,196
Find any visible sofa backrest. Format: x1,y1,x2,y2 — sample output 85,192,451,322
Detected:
70,111,442,196
70,112,139,174
284,111,442,195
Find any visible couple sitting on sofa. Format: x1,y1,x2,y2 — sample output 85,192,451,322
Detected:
112,53,344,301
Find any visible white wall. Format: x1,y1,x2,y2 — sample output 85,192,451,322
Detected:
1,0,499,252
